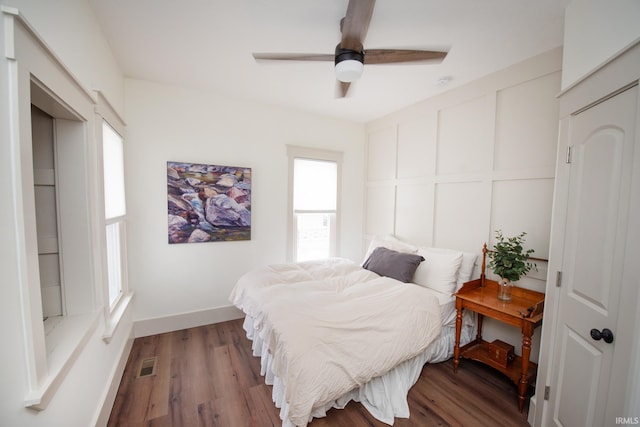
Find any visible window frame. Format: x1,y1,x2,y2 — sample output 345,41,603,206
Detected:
5,9,134,409
286,145,343,262
96,92,133,342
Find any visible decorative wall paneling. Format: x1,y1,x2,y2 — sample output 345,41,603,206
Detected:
364,48,563,363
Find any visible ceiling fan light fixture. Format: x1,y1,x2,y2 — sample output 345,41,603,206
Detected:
335,45,364,82
335,59,364,82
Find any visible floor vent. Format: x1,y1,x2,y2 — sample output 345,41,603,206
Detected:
137,356,157,378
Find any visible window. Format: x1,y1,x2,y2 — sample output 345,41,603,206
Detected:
102,121,128,309
288,146,343,262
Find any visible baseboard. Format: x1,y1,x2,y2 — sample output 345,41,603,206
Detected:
133,305,245,338
528,394,536,426
92,322,135,427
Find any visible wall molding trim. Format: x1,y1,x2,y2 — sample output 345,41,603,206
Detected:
134,305,244,338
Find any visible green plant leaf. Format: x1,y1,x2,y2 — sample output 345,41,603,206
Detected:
488,230,537,282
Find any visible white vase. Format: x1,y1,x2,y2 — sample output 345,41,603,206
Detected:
498,278,512,301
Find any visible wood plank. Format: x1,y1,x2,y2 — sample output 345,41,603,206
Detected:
189,326,217,405
247,384,282,427
414,362,524,426
108,335,160,426
109,319,531,426
228,340,263,389
197,390,257,427
144,331,172,420
167,354,199,426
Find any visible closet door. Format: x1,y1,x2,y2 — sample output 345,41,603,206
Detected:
546,85,638,426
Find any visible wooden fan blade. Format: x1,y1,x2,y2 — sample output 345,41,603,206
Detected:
341,0,376,51
253,53,334,62
364,49,448,65
336,80,352,98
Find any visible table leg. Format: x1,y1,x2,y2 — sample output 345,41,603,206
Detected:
518,328,533,412
476,313,484,343
454,303,462,373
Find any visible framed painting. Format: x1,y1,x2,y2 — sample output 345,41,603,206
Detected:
167,161,251,243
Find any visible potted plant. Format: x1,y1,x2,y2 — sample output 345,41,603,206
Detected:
488,230,536,301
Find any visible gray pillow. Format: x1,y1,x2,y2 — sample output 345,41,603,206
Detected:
362,246,425,283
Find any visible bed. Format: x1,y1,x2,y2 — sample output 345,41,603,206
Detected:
229,236,477,426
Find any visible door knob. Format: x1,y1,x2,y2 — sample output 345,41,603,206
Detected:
590,328,614,344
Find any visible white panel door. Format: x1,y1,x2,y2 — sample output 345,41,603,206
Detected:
548,86,638,426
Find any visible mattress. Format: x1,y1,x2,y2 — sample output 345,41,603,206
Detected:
419,286,459,327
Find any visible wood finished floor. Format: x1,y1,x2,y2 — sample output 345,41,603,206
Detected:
108,319,531,427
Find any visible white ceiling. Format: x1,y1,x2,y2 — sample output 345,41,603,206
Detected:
89,0,570,123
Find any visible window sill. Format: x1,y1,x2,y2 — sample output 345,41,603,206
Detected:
102,291,134,343
25,311,101,410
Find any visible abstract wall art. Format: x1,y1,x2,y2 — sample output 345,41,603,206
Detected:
167,161,251,243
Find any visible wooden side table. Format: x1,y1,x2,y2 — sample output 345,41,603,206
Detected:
454,278,544,412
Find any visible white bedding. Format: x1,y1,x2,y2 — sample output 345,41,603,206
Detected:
230,257,474,426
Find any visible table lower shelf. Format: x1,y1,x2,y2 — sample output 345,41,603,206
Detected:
459,339,537,386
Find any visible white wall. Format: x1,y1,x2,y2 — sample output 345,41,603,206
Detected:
562,0,640,90
5,0,124,113
0,2,131,427
364,48,563,363
124,79,366,332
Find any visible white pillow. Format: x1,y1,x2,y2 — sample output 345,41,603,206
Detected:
413,247,463,294
361,235,418,265
456,252,478,291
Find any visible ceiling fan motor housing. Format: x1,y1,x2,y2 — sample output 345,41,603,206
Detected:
335,44,365,82
335,44,365,64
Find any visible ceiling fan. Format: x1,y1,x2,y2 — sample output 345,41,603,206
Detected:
252,0,448,97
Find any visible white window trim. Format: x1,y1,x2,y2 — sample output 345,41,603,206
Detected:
95,91,133,343
4,7,108,409
286,145,343,262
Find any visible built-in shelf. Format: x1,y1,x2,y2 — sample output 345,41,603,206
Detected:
459,339,538,385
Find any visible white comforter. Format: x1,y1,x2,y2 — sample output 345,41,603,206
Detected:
230,258,443,427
